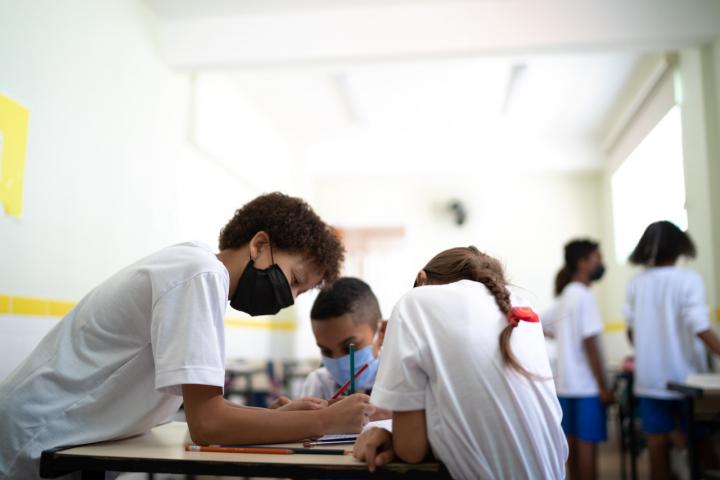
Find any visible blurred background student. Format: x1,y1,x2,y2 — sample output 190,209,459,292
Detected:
544,239,612,480
625,221,720,480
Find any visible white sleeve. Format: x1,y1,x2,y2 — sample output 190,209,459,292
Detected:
151,272,228,396
300,369,331,399
580,292,603,339
623,279,635,328
681,273,710,334
370,301,428,411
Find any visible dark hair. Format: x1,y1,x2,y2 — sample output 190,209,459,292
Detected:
421,246,536,379
554,239,599,296
218,192,345,284
629,220,696,266
311,277,382,330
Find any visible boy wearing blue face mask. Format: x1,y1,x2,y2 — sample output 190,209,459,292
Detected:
301,278,387,400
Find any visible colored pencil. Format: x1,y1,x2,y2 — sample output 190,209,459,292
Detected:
185,444,345,455
331,362,369,399
349,343,356,394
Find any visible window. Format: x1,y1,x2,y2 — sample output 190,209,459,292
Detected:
611,105,687,263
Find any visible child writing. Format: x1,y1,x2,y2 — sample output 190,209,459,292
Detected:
0,193,373,480
625,220,720,480
353,246,567,479
301,277,387,400
544,239,612,480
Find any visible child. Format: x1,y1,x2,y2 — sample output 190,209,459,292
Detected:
0,193,373,480
353,246,567,479
625,220,720,480
544,239,612,480
301,277,387,399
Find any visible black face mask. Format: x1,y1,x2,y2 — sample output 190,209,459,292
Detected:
590,264,606,282
230,256,294,316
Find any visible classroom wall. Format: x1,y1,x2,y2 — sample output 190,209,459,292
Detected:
0,0,288,379
308,172,605,318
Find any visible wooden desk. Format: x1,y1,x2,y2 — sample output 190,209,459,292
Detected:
40,421,449,479
668,373,720,480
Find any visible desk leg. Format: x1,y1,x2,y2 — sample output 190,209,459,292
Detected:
80,470,105,480
686,397,700,480
628,391,637,480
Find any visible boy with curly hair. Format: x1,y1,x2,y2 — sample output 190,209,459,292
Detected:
0,193,374,480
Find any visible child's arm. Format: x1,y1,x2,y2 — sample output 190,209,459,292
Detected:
698,329,720,356
182,384,373,445
354,409,429,470
582,335,613,405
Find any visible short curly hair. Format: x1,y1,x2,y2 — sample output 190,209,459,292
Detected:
218,192,345,284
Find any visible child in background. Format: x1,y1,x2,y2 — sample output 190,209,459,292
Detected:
354,246,567,480
543,239,612,480
301,277,387,399
625,221,720,480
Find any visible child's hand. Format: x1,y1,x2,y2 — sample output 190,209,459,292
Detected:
353,427,395,472
323,393,375,433
272,396,328,411
600,388,615,406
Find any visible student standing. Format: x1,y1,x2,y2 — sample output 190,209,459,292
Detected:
625,220,720,480
544,239,612,480
353,246,567,480
0,193,373,480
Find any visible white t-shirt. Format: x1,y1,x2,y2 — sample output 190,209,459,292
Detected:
300,367,374,400
624,267,710,399
300,367,338,399
0,242,229,479
371,280,567,480
543,282,605,397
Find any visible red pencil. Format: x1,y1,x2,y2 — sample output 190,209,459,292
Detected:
331,363,369,400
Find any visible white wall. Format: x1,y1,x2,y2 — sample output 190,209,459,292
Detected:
309,172,604,317
0,0,266,379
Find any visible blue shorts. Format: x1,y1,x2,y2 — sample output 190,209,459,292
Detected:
558,396,608,443
638,397,689,434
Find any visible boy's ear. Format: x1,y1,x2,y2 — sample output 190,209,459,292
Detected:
415,270,428,287
373,320,388,356
248,231,270,260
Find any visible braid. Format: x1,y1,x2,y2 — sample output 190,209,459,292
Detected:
423,246,538,379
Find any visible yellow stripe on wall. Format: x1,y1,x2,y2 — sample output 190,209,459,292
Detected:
604,322,627,333
0,293,297,331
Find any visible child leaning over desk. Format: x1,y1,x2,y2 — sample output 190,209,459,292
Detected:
354,246,567,480
0,193,373,480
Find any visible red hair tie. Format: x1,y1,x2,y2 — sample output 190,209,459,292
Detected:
507,306,539,327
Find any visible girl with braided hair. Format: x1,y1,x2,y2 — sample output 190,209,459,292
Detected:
353,246,567,479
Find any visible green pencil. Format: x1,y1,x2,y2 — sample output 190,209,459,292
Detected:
349,343,356,394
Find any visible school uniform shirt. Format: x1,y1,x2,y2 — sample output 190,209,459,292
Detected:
300,367,337,399
543,282,605,397
0,242,229,480
371,279,567,480
300,366,372,400
624,266,710,399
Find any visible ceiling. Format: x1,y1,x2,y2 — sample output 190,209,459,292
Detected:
145,0,720,175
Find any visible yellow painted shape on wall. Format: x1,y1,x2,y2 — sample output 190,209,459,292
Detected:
0,94,29,217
